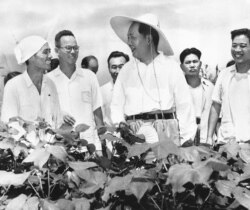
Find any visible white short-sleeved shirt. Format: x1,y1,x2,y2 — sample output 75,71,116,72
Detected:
101,80,114,126
47,68,102,149
111,52,197,141
212,65,250,142
1,71,62,128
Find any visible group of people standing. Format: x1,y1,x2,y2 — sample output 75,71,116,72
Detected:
1,13,250,154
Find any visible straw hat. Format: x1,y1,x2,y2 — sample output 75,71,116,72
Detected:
14,35,47,64
110,13,174,56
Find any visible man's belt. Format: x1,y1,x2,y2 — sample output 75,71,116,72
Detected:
126,112,175,121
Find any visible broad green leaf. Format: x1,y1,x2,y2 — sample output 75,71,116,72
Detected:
75,170,107,187
0,171,31,186
219,140,240,159
46,145,67,162
22,196,39,210
56,199,74,210
167,164,201,193
204,158,230,171
79,182,101,194
127,143,152,158
68,161,97,171
102,174,133,202
215,180,236,197
23,147,50,169
100,133,122,141
180,146,201,162
13,143,29,157
239,147,250,163
72,198,90,210
26,130,40,147
6,194,27,210
75,123,90,133
233,187,250,209
41,199,60,210
152,138,180,159
0,138,14,149
127,180,154,201
0,132,11,138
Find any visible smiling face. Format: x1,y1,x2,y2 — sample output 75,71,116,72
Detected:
181,53,201,76
127,22,148,61
29,43,52,71
56,35,79,65
231,34,250,65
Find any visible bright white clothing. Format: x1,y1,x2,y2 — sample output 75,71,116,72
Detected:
111,53,197,142
47,68,102,149
101,80,114,126
189,85,203,118
212,65,250,142
189,79,214,143
1,71,62,128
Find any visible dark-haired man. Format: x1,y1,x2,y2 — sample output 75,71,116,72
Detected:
110,14,196,145
208,28,250,144
101,51,129,125
180,48,214,144
81,55,99,74
47,30,104,153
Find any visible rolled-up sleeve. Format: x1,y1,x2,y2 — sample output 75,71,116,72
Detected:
110,75,125,124
1,81,18,122
173,68,197,142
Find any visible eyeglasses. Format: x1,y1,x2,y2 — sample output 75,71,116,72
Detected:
59,45,80,53
110,64,124,70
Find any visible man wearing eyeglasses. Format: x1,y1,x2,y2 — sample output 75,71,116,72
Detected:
101,51,129,125
47,30,104,154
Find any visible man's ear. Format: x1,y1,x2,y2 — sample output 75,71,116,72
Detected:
180,63,185,71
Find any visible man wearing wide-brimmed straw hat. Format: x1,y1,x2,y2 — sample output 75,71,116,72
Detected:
110,13,197,145
1,35,62,128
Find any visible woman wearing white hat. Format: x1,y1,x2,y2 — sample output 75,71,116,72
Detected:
110,13,197,145
1,35,62,128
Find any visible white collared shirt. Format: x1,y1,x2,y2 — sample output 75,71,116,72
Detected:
111,53,197,141
101,80,114,126
1,71,62,128
47,68,102,149
212,65,250,142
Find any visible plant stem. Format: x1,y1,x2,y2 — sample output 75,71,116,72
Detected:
155,181,162,193
48,170,50,199
150,196,161,210
28,180,40,198
0,185,10,201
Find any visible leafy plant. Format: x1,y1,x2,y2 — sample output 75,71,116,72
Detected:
0,118,250,210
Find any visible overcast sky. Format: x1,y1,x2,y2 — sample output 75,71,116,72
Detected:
0,0,250,85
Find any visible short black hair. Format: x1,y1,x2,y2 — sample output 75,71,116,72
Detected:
107,51,130,66
81,55,98,68
55,30,75,48
179,48,202,64
231,28,250,42
137,22,159,50
4,71,21,86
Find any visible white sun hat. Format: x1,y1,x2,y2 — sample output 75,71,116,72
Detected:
110,13,174,56
14,35,47,64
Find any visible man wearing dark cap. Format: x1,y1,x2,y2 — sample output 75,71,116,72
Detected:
110,13,196,145
180,48,214,144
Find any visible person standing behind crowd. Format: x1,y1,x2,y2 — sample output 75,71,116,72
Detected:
81,55,99,74
101,51,129,125
207,28,250,144
47,30,104,154
1,35,62,128
110,13,196,145
180,48,214,144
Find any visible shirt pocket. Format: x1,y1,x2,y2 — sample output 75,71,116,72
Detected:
81,91,91,103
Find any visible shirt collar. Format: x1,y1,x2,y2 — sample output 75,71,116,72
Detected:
23,70,34,88
53,67,84,79
230,64,250,74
